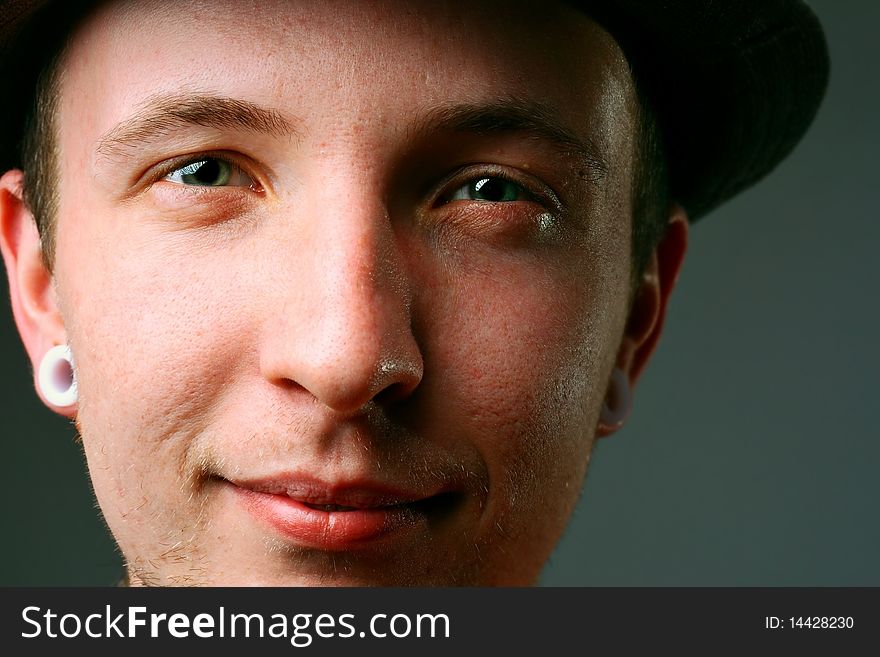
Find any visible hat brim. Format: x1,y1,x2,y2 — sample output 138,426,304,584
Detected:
576,0,829,219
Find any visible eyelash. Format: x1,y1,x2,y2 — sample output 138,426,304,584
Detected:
437,166,561,212
154,153,263,192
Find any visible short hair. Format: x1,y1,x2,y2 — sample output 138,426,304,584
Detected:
20,40,65,269
629,76,670,291
19,20,670,290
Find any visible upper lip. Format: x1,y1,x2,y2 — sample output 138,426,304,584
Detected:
226,474,442,509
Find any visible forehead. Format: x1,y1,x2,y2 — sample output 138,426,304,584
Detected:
58,0,636,155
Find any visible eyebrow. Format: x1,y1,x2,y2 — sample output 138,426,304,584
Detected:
94,93,609,184
413,98,610,184
95,93,296,158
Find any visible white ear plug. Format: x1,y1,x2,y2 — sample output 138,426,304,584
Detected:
38,344,78,408
599,367,631,428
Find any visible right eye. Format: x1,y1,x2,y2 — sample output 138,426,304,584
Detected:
164,157,256,188
447,176,531,203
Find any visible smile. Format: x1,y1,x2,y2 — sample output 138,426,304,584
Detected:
225,476,458,551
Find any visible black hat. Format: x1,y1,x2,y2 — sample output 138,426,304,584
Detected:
0,0,829,220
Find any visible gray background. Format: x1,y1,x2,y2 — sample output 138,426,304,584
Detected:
1,1,876,586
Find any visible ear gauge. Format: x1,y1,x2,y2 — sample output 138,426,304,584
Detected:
599,367,631,429
38,344,78,409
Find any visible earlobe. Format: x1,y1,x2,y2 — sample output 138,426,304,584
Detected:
38,344,78,410
598,367,631,431
0,169,74,417
597,204,689,438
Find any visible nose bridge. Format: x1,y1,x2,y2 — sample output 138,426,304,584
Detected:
314,194,404,359
260,163,422,413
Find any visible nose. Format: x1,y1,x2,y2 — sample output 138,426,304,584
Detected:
259,184,424,416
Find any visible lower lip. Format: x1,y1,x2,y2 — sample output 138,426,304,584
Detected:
231,486,428,550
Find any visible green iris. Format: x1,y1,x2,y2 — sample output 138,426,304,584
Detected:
468,177,522,202
175,159,233,186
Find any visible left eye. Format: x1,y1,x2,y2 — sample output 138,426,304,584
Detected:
164,158,255,187
449,177,529,203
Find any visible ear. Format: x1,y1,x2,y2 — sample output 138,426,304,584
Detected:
0,169,75,417
596,203,689,437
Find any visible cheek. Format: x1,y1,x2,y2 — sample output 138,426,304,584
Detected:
54,219,252,514
420,244,626,540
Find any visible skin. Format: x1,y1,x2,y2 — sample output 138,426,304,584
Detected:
0,0,688,585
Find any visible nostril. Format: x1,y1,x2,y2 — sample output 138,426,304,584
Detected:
373,381,413,406
370,355,423,405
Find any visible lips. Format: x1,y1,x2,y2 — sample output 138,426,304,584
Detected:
304,503,358,512
226,476,452,550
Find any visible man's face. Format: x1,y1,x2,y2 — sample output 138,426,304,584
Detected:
48,0,637,585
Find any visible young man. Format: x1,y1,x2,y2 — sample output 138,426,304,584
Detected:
0,0,828,585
